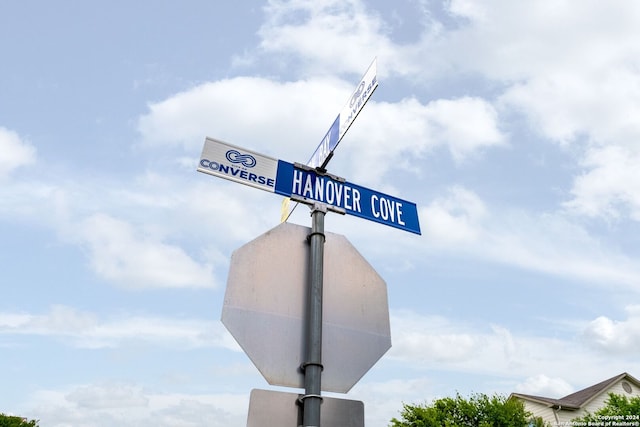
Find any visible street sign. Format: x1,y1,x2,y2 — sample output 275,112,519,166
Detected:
281,58,379,222
222,222,391,393
276,162,421,235
197,137,279,192
308,58,378,170
198,137,421,235
247,389,364,427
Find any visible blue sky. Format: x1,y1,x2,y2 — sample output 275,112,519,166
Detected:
2,1,640,425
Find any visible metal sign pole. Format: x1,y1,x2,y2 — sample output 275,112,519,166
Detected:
301,203,327,427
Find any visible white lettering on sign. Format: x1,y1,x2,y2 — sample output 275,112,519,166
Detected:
292,169,362,212
371,195,405,226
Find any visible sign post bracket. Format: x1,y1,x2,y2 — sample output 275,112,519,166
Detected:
290,195,346,216
293,162,346,183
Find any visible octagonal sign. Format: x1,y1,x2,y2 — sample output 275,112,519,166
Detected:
221,222,391,393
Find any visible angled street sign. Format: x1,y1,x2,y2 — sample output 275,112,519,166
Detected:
308,58,378,170
280,58,379,222
197,137,421,234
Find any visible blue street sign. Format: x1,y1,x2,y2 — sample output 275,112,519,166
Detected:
274,162,421,235
198,137,421,235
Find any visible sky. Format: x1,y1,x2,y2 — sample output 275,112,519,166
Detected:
2,0,640,426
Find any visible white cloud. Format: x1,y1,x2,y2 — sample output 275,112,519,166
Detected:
582,305,640,354
424,97,506,162
256,0,640,88
0,305,97,336
137,76,349,157
443,1,640,83
257,0,419,77
252,0,640,225
244,0,640,149
416,186,640,291
387,309,640,393
77,213,215,289
448,0,488,22
0,127,36,178
253,0,640,225
338,96,505,186
389,311,482,365
0,305,238,351
499,68,640,147
147,398,239,427
564,145,640,220
436,1,640,222
514,374,574,398
66,383,149,409
0,163,274,291
483,213,640,289
421,185,487,245
26,385,248,427
137,77,505,192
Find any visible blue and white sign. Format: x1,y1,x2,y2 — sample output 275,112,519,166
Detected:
198,138,421,234
308,58,378,170
274,162,421,235
197,137,279,192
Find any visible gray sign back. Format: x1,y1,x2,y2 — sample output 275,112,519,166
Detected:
222,222,391,393
247,389,364,427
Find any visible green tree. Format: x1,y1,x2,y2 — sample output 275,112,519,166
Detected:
0,413,39,427
389,392,534,427
571,393,640,424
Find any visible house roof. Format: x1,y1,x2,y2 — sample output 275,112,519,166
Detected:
511,372,640,411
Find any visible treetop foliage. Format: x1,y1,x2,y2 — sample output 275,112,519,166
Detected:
571,393,640,424
0,414,39,427
389,392,533,427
